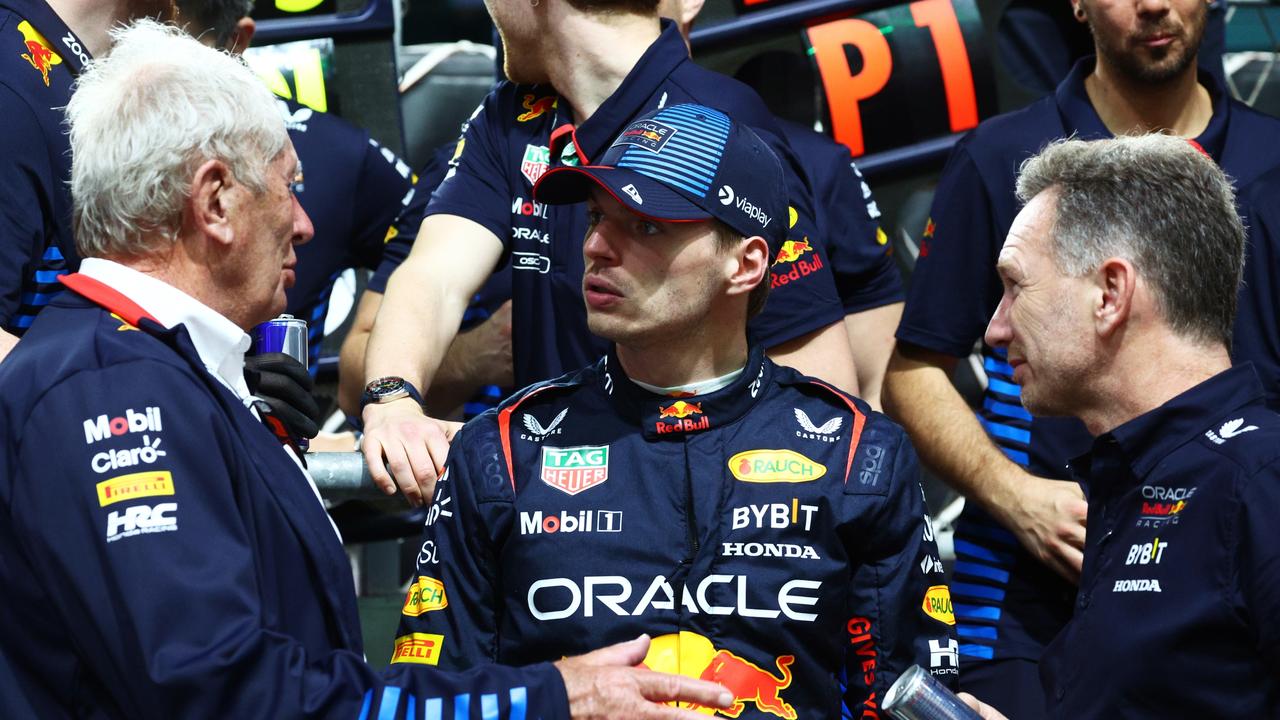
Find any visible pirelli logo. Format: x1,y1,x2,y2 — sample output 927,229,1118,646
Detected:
391,633,444,665
402,576,448,617
96,470,174,507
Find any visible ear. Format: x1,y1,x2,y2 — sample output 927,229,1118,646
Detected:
725,235,770,299
227,16,255,55
1094,257,1136,339
680,0,706,28
188,158,237,249
1071,1,1087,23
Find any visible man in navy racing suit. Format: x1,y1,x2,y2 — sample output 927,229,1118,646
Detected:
394,105,958,720
0,22,733,719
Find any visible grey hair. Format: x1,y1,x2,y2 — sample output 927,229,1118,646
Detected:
1015,134,1246,348
67,18,287,258
174,0,256,47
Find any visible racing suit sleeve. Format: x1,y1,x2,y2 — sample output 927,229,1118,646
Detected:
747,128,846,349
394,421,510,670
423,92,515,251
842,427,957,716
0,86,52,331
10,360,565,719
350,137,416,272
894,143,1003,357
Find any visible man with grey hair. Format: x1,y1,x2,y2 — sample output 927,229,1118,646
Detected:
961,134,1280,718
0,19,731,719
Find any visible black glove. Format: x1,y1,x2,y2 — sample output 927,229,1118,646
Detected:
244,352,322,439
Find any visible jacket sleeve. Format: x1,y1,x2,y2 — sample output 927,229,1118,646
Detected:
0,86,51,330
9,359,565,719
393,421,509,670
842,426,958,717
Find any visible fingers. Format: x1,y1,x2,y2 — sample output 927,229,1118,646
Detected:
249,352,314,389
635,671,731,709
261,396,320,439
360,434,395,495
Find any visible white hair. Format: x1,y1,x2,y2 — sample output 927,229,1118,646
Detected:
67,18,288,258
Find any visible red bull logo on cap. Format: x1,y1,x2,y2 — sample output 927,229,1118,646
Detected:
517,94,557,122
17,20,62,87
640,632,797,719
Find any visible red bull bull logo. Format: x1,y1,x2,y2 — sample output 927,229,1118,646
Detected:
17,20,62,87
656,401,710,434
774,240,812,264
770,238,824,290
517,94,557,122
640,632,797,719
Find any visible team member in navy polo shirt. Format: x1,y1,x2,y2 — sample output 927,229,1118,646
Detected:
0,0,175,360
969,135,1280,718
0,22,730,717
882,2,1280,714
359,0,859,506
396,104,956,719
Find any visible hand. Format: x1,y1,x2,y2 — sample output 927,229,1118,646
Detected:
555,635,732,720
958,692,1010,720
245,352,321,439
997,473,1088,582
458,299,513,388
360,398,461,507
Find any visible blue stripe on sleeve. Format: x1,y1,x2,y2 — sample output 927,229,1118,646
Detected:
481,693,499,720
953,539,1015,565
978,417,1031,444
1001,446,1030,466
986,377,1022,397
509,687,527,720
953,560,1012,584
983,355,1014,377
960,644,995,660
357,690,373,720
454,694,470,720
34,270,66,283
955,603,1002,621
951,582,1007,602
958,625,999,639
983,396,1033,422
377,687,402,720
424,697,443,720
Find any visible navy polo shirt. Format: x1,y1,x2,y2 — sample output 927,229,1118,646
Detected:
896,57,1280,664
281,99,413,370
0,0,89,335
426,20,844,387
1042,365,1280,717
1237,168,1280,408
776,119,902,314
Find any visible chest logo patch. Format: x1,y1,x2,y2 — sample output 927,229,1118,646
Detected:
729,449,825,484
522,408,567,441
1205,417,1259,444
794,408,842,443
18,20,63,87
517,94,556,122
541,445,609,495
922,585,955,626
520,144,551,185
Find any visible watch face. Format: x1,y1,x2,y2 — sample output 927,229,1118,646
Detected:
367,377,406,398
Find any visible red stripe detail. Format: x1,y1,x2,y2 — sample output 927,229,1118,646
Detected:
59,273,160,327
807,380,867,484
497,385,563,492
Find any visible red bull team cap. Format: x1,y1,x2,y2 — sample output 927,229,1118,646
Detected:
534,104,787,252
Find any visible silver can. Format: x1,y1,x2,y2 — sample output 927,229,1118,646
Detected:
884,665,983,720
251,314,308,369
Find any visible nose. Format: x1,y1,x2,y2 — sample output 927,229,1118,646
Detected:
984,291,1013,350
292,194,314,246
582,222,619,266
1137,0,1171,18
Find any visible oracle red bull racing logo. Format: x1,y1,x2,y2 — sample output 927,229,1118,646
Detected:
771,239,824,290
517,94,556,122
640,632,797,719
657,401,710,434
17,20,62,87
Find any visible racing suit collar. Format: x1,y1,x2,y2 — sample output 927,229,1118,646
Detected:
548,19,688,167
1071,364,1266,487
1055,55,1229,159
0,0,91,74
603,343,771,440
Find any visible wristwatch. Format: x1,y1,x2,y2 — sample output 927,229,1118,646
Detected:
360,376,424,410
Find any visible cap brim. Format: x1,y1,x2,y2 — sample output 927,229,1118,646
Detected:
534,165,712,224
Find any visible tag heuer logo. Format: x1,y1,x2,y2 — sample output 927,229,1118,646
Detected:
521,144,551,185
541,445,609,495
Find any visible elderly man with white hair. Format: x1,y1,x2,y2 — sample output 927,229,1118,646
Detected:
0,20,732,719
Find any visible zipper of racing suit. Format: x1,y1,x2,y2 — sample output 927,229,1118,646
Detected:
674,442,700,609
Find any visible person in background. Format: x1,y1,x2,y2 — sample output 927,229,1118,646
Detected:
882,2,1280,715
968,134,1280,718
0,0,176,361
358,0,861,508
0,20,733,719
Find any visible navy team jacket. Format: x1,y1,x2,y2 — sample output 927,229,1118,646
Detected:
1042,365,1280,717
0,274,567,719
395,344,958,719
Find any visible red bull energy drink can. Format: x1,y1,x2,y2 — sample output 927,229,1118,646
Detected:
251,314,308,368
884,665,982,720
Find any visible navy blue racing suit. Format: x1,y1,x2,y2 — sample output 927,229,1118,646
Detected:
395,344,958,719
0,274,568,719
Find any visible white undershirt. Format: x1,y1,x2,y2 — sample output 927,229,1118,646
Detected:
632,365,746,397
77,259,340,541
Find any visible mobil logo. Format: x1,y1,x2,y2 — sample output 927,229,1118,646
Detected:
83,407,163,445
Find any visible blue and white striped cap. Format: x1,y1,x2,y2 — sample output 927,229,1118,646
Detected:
534,104,787,251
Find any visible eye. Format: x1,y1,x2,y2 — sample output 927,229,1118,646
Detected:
289,169,305,195
585,208,603,229
636,220,660,236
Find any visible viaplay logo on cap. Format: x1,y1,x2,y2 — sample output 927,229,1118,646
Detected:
612,120,677,154
719,185,773,229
